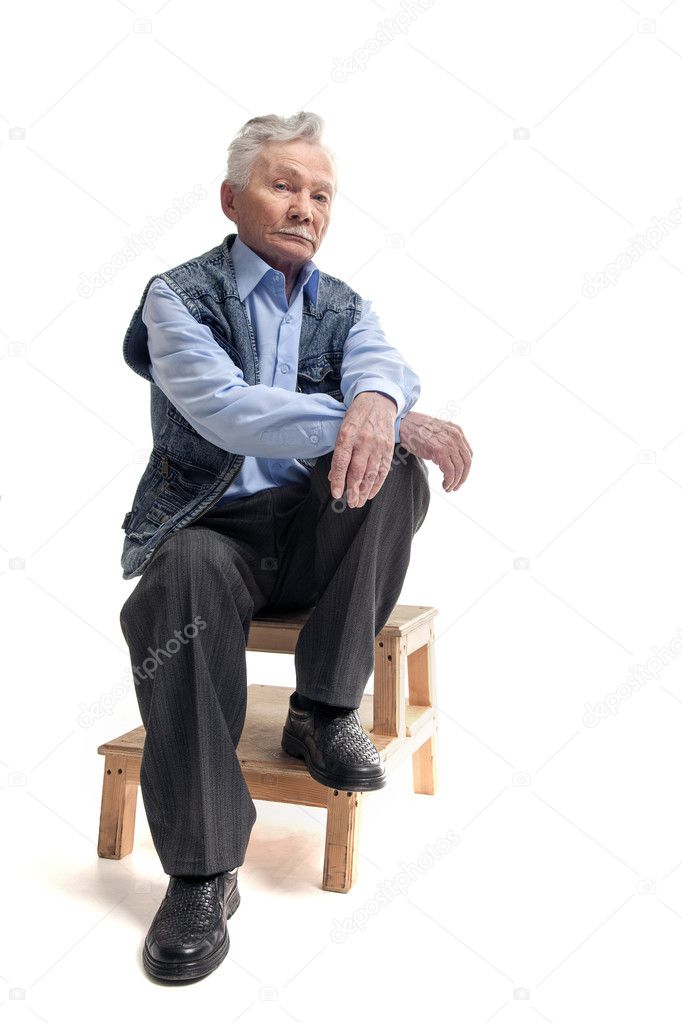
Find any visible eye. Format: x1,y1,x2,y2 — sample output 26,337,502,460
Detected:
274,181,288,190
314,195,329,203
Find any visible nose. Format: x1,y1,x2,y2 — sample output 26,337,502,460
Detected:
289,192,314,223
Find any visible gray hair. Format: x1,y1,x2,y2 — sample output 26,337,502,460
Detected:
225,111,337,194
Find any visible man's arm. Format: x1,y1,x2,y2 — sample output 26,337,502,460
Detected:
143,278,348,459
340,298,421,443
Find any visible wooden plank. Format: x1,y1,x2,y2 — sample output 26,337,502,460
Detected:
97,754,138,859
245,604,438,654
405,616,438,656
380,716,436,774
405,703,435,739
246,610,312,653
380,605,438,639
97,725,145,757
373,635,407,738
323,789,363,893
242,768,329,807
97,689,434,772
408,619,438,796
413,734,438,795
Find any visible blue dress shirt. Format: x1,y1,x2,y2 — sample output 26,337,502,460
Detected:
143,233,420,505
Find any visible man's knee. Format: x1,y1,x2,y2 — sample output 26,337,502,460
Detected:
123,526,224,605
145,526,217,575
121,525,251,630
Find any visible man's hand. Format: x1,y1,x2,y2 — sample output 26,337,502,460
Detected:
398,411,473,492
328,391,397,508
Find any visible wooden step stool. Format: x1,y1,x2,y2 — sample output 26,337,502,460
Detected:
98,603,438,893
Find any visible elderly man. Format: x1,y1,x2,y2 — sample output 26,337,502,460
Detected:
118,111,472,982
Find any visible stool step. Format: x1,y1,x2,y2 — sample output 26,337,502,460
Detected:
97,685,435,783
247,603,437,654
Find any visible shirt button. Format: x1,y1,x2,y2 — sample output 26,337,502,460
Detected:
310,434,319,444
284,314,292,323
279,364,289,374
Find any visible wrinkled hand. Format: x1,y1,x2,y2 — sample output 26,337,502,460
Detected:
398,411,473,492
328,391,397,508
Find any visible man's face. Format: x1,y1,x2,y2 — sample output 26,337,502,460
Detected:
220,139,335,275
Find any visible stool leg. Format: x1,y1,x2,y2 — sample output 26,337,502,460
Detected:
97,754,138,859
323,789,364,892
412,733,438,795
372,634,407,738
408,626,438,795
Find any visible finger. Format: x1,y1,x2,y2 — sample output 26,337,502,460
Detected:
356,450,383,507
455,446,472,487
454,426,473,459
365,449,392,501
448,453,465,491
345,449,370,507
328,441,353,499
439,450,458,491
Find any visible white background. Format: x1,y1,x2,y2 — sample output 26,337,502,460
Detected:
2,0,682,1018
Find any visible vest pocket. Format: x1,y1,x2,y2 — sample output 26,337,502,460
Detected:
122,449,209,543
296,355,343,402
125,490,186,543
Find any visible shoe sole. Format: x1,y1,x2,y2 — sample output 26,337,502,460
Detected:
281,726,387,791
142,883,241,982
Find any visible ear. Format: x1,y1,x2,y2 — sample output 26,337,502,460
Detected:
220,179,238,223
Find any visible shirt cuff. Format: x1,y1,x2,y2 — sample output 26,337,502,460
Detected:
346,379,405,415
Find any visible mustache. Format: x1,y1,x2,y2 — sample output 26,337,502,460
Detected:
277,228,315,242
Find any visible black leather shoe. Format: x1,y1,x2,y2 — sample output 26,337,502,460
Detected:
142,868,240,982
281,694,386,791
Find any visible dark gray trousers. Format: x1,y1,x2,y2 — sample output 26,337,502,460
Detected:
119,445,430,876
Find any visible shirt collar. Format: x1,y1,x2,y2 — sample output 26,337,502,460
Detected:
231,232,320,306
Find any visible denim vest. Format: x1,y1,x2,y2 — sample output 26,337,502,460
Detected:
120,232,362,580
